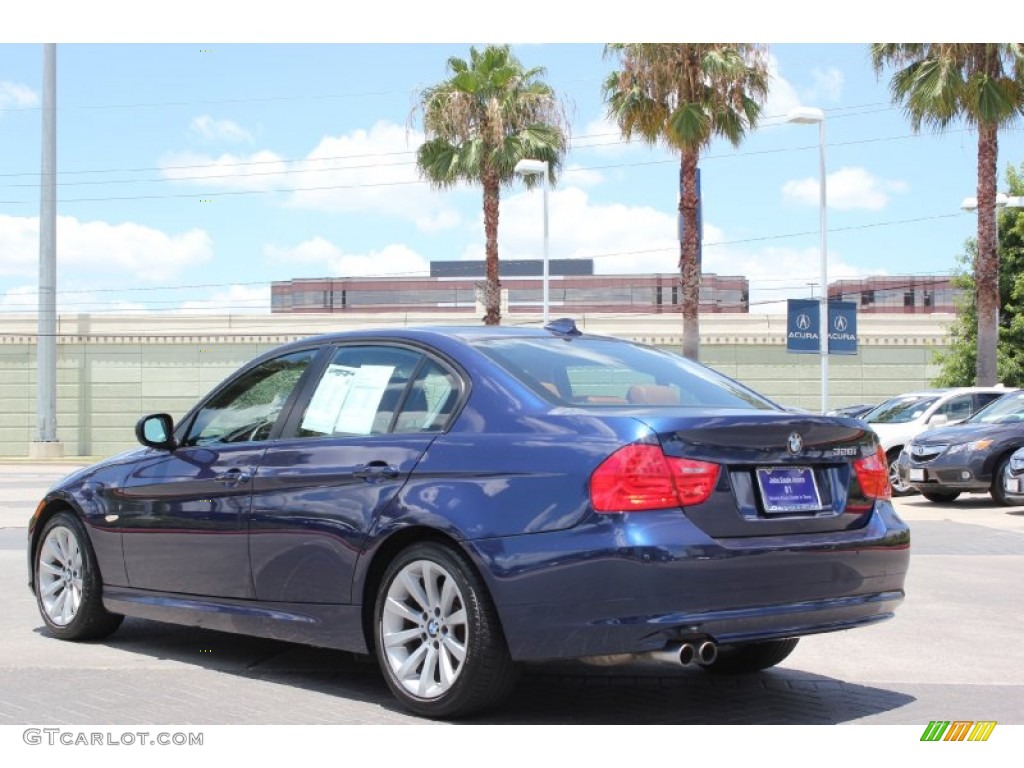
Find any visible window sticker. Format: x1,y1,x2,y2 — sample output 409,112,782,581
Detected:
302,364,396,435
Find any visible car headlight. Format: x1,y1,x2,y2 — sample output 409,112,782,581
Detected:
945,439,994,455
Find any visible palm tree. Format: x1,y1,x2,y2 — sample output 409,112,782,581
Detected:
415,45,567,325
872,44,1024,386
603,44,769,360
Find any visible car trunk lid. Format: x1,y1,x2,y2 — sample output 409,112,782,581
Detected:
635,411,884,537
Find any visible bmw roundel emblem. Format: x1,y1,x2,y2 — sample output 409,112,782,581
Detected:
787,432,803,455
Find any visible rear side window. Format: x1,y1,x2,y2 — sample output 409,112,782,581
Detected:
294,345,462,437
473,337,777,410
297,346,423,437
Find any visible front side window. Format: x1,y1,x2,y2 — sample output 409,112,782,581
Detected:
184,349,317,446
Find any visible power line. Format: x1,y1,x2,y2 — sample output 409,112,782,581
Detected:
2,126,1017,203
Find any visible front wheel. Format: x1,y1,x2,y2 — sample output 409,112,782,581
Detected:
373,542,518,719
887,449,914,496
701,638,800,674
34,511,123,641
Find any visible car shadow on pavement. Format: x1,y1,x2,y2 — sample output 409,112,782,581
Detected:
32,617,915,725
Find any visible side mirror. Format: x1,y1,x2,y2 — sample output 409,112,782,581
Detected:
135,414,177,451
929,414,949,427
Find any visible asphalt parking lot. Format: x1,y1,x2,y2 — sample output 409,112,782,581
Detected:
2,461,1023,726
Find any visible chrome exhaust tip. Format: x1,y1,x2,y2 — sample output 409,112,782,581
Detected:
678,642,697,666
697,640,718,665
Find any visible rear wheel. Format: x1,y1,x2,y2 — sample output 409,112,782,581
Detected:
34,511,123,641
373,542,518,719
921,490,961,503
887,448,913,496
702,638,800,674
990,455,1023,506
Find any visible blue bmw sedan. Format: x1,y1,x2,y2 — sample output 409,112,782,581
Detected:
27,322,908,718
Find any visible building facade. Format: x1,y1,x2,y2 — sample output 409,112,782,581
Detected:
828,275,962,314
271,259,750,315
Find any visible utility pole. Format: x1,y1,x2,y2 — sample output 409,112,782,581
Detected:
31,43,62,458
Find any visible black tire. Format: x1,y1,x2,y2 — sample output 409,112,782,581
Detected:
34,511,123,641
887,448,914,497
921,490,961,503
702,638,800,674
373,542,518,719
990,455,1024,506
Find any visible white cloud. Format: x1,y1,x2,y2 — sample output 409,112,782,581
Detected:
265,237,430,278
561,164,605,187
782,167,909,211
761,54,804,125
0,81,38,110
496,186,679,273
160,149,289,191
0,215,41,276
808,67,844,102
0,214,212,281
188,115,255,144
178,284,270,314
574,115,643,156
283,122,457,228
160,120,462,231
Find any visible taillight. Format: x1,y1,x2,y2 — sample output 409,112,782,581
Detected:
851,444,891,509
590,444,720,513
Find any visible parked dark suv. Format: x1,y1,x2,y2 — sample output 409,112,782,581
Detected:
898,389,1024,504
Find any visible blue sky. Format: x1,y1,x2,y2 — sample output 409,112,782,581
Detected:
2,9,1022,319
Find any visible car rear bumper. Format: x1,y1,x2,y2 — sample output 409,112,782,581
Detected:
468,503,909,661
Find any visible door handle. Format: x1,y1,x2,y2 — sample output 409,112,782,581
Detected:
214,468,252,486
353,462,400,482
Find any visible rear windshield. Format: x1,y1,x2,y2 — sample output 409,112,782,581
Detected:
472,336,778,410
864,395,940,424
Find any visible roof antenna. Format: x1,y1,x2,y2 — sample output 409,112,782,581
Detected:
544,318,582,337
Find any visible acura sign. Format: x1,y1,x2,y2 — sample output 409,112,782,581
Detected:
786,299,858,355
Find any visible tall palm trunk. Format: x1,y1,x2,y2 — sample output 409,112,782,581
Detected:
482,166,502,326
680,149,701,360
975,121,1000,385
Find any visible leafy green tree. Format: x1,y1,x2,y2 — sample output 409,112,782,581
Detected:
603,44,769,360
872,44,1024,386
415,45,567,325
934,162,1024,386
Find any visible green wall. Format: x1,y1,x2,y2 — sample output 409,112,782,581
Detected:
0,338,945,458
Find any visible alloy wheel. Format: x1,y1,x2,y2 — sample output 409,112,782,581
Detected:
37,525,84,627
380,559,469,700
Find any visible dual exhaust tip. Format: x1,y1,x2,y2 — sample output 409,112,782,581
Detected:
649,639,718,667
579,638,719,668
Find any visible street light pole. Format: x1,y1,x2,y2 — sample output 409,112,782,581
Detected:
514,159,550,323
33,43,61,459
788,107,828,414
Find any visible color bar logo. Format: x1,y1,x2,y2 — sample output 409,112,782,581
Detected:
921,721,997,741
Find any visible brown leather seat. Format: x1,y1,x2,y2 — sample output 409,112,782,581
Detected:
626,384,680,405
